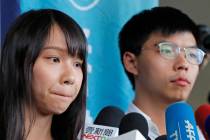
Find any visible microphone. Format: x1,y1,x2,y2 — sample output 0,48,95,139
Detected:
82,123,119,140
155,135,167,140
195,104,210,139
205,115,210,138
165,101,199,140
94,106,125,127
108,130,146,140
119,112,149,139
82,106,124,140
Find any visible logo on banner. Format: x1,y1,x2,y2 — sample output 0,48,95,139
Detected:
69,0,100,11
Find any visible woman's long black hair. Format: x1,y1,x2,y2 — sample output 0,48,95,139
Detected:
0,9,87,140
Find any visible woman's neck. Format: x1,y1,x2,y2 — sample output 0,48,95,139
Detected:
25,110,53,140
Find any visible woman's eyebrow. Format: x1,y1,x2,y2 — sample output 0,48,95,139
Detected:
42,46,67,52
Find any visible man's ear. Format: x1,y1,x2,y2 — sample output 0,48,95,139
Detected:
123,52,138,75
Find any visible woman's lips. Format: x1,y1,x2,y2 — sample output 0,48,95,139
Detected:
51,89,72,98
52,92,72,101
54,92,71,97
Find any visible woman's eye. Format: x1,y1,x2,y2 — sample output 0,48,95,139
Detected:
74,62,82,68
47,57,60,63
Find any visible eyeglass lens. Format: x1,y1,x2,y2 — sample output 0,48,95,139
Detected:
158,42,205,65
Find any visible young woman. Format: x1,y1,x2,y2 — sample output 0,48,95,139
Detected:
0,9,87,140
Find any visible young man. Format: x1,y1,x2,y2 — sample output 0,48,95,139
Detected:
119,7,206,139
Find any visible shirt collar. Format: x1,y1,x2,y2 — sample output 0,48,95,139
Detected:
127,103,160,140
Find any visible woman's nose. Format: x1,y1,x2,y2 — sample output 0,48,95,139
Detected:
60,65,75,85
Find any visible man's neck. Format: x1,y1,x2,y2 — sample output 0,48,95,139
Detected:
133,92,168,135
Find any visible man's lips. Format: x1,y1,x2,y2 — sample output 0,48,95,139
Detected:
170,78,191,86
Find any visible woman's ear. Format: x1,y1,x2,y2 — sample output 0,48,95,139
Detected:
123,52,138,75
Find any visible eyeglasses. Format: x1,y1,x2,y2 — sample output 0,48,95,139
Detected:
153,41,206,65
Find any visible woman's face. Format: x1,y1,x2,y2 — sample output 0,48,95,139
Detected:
32,24,83,115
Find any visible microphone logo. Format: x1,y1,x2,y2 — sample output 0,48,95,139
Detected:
185,120,196,140
82,124,118,140
169,120,196,140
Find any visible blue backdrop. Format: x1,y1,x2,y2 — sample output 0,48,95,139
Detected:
1,0,20,45
2,0,158,121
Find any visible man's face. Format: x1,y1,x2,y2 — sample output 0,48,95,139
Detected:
125,32,199,103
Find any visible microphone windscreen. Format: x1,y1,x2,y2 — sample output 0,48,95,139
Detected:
205,115,210,138
108,130,146,140
165,101,199,140
119,112,148,138
155,135,167,140
195,104,210,137
94,106,125,127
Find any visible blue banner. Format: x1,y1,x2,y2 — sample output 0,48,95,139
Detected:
1,0,20,45
15,0,158,121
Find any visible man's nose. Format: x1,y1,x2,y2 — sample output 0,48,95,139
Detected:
174,52,189,71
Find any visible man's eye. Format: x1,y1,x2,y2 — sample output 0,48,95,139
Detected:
189,53,197,58
162,48,172,54
163,49,172,54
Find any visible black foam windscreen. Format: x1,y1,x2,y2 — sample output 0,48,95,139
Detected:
198,24,210,51
94,106,125,127
155,135,167,140
119,112,149,139
205,115,210,138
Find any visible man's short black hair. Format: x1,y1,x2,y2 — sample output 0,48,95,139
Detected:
119,6,199,88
